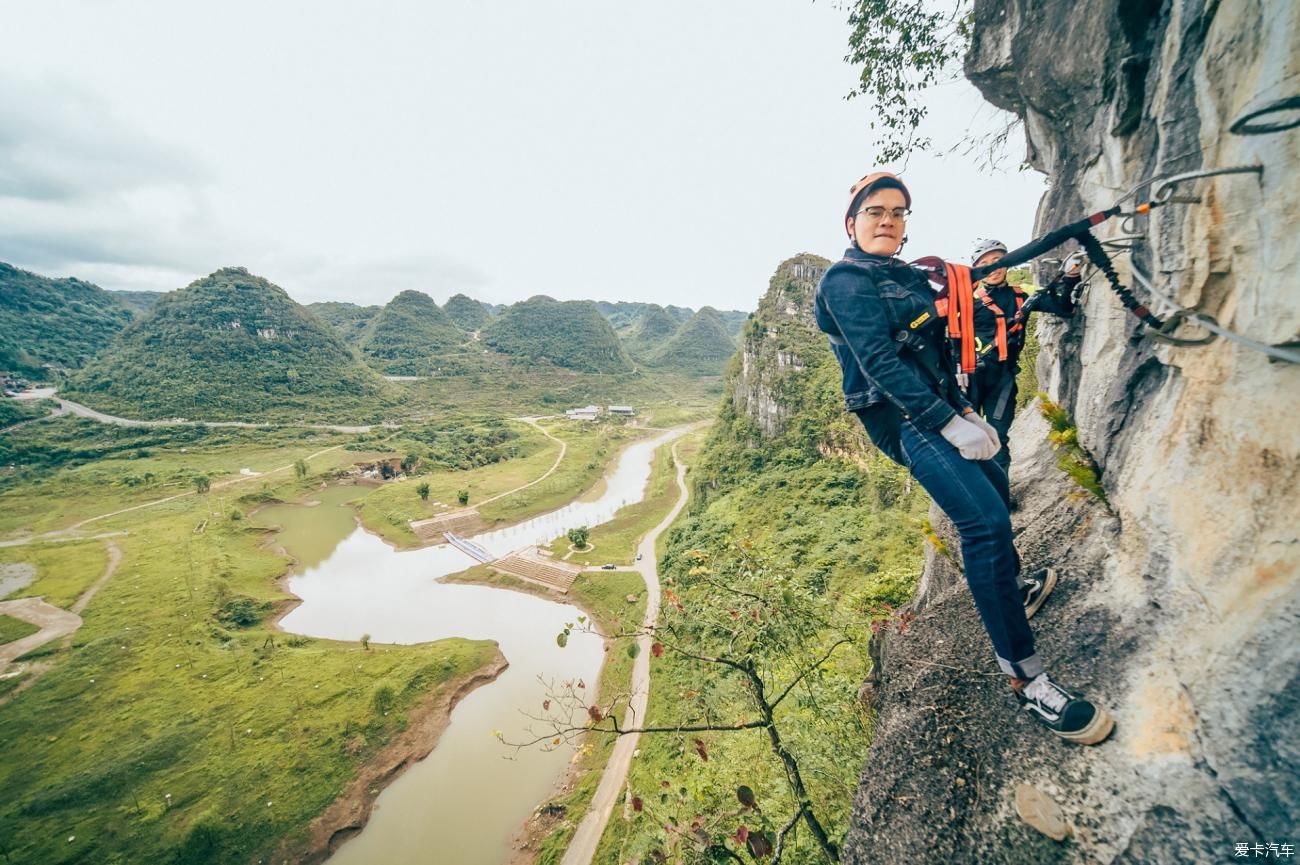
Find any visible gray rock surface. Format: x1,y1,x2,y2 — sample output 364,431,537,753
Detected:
843,1,1299,861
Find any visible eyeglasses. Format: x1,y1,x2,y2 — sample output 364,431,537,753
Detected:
856,206,911,221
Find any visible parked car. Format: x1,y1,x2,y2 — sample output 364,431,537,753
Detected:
600,563,616,570
635,553,643,561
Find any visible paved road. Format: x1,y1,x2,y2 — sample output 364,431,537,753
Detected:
560,434,695,865
11,389,377,434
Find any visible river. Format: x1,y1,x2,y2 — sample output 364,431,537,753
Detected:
265,426,687,864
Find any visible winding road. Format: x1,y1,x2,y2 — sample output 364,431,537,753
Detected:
10,389,378,433
561,436,694,865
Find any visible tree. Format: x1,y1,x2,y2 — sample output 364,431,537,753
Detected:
567,526,590,549
193,475,211,494
457,489,470,506
293,458,308,479
844,1,970,162
401,452,419,474
510,547,886,864
416,482,430,501
360,633,371,651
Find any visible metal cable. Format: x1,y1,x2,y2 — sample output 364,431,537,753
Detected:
1127,264,1300,362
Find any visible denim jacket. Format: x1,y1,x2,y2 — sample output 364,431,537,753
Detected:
814,248,968,429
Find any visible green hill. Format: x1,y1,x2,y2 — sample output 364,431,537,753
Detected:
64,267,387,421
0,262,133,377
109,290,168,316
443,293,493,331
481,296,633,374
621,304,682,361
359,290,468,375
306,301,380,345
647,306,736,375
718,309,750,337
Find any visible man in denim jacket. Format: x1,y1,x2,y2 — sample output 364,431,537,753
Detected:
814,171,1113,745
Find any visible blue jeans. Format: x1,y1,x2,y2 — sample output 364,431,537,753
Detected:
857,409,1043,679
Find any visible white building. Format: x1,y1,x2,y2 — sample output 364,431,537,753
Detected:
607,405,635,416
565,405,601,421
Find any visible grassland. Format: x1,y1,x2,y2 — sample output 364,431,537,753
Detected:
0,427,505,865
352,419,646,546
546,428,704,567
0,614,40,644
0,419,374,538
0,402,708,864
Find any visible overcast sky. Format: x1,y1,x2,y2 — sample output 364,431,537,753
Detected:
0,1,1045,312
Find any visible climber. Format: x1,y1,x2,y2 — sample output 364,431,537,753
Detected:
965,240,1083,470
814,171,1114,745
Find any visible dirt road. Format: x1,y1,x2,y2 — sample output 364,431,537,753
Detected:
560,437,693,865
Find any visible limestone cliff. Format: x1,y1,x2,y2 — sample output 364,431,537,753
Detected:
731,254,830,439
843,1,1299,862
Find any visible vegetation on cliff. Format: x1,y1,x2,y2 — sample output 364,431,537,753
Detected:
443,293,494,331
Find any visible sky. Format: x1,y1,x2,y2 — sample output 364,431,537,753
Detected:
0,1,1046,313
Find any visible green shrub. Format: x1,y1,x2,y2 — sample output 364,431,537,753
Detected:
215,596,270,628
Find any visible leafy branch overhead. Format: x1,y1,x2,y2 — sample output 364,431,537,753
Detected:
842,0,971,162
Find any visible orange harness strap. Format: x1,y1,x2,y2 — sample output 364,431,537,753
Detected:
974,285,1029,362
943,262,978,374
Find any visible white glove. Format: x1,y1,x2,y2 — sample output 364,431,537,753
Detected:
940,414,999,461
964,410,1002,451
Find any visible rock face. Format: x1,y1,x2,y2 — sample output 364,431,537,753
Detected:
843,2,1299,862
731,254,828,437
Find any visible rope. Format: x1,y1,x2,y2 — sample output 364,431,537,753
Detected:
917,163,1291,363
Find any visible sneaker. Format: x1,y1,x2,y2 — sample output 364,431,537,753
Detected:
1021,567,1058,619
1013,673,1115,745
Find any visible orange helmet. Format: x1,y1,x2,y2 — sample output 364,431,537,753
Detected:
845,171,912,224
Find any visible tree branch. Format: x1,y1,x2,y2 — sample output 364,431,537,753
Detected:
769,638,853,710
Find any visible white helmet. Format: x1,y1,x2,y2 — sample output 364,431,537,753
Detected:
971,238,1008,264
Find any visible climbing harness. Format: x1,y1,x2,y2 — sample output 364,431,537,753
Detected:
972,284,1026,363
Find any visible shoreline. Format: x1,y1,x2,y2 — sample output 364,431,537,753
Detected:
258,505,603,865
258,425,692,864
269,648,511,865
441,568,615,865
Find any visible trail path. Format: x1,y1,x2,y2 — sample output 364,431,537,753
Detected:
476,418,567,508
560,436,693,865
0,597,81,670
0,540,124,706
0,541,122,668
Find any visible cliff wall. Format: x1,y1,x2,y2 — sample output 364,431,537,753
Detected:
842,1,1299,861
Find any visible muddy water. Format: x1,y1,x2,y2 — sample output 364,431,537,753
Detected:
267,427,688,864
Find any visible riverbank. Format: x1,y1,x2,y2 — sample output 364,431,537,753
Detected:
442,564,647,865
0,413,699,863
276,649,511,865
352,419,650,548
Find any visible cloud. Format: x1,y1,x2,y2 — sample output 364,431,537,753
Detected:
0,76,494,303
0,75,229,285
257,250,494,306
